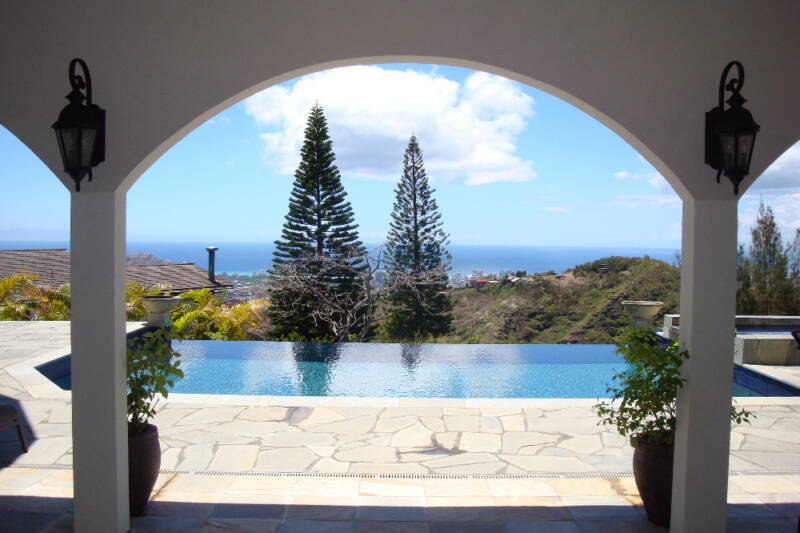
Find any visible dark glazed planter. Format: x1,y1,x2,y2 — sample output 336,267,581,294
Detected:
128,423,161,516
632,437,674,527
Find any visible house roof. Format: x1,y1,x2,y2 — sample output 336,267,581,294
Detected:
0,249,233,292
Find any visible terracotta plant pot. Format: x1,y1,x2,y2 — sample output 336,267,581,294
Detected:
632,437,674,527
128,423,161,516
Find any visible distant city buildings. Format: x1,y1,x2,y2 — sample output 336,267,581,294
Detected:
221,271,269,300
449,271,467,288
448,269,527,289
222,267,529,297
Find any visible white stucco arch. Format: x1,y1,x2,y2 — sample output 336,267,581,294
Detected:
2,2,799,200
2,3,799,532
121,55,689,199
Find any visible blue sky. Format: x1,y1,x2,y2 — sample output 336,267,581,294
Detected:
1,64,798,248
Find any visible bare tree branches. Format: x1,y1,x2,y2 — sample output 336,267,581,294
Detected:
266,247,449,342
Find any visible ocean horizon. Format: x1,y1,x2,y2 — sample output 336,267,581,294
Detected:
0,241,679,276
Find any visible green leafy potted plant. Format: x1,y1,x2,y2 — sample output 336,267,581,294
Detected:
127,326,183,515
594,327,752,527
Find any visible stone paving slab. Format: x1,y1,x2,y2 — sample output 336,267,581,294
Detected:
746,363,800,391
1,468,799,532
5,396,800,478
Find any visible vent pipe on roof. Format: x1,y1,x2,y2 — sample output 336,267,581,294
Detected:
206,246,218,283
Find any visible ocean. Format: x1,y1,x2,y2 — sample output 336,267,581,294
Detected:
0,241,678,276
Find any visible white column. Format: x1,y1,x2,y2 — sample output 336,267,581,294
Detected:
70,190,129,532
671,198,738,532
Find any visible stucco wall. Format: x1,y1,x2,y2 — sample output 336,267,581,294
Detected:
1,1,798,198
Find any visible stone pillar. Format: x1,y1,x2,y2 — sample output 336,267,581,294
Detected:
671,198,738,532
70,190,129,532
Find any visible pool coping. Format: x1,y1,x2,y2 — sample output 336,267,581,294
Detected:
743,363,800,392
5,322,148,402
8,325,800,407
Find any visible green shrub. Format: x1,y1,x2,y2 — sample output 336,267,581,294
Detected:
127,327,184,432
594,327,752,446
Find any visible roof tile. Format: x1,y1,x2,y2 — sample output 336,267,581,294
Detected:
0,249,232,292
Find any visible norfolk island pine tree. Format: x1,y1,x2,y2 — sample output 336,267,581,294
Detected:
268,104,366,340
384,135,452,339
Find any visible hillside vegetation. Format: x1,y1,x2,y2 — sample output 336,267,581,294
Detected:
441,256,680,344
0,255,679,345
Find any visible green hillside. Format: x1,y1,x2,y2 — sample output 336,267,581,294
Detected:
442,256,680,344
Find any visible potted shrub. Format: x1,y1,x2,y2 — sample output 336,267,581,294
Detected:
594,327,752,527
127,326,183,515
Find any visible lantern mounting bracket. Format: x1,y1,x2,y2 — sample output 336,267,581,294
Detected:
52,58,105,192
67,59,92,109
705,61,760,196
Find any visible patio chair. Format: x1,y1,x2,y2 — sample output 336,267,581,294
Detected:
0,404,28,452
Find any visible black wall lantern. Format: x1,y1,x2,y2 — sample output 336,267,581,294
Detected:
52,58,105,192
705,61,760,195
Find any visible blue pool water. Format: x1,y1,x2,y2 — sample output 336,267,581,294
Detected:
40,341,797,398
158,341,780,398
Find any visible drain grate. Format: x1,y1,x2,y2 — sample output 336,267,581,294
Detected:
2,463,73,471
162,469,636,479
5,463,799,479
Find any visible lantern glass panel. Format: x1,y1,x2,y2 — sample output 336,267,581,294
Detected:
721,133,736,169
58,127,80,169
737,132,754,169
81,127,96,167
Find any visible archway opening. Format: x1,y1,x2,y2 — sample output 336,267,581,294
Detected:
120,63,690,484
0,54,792,532
127,62,684,346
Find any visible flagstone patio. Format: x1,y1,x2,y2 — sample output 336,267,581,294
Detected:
2,466,799,532
1,322,800,531
3,322,800,478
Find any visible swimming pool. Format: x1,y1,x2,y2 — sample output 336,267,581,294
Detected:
170,341,624,398
166,340,791,398
39,340,798,398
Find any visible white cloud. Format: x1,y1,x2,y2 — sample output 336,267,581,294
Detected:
613,169,680,208
750,142,800,191
616,194,681,209
614,170,671,191
738,141,800,243
738,192,800,244
542,206,569,213
243,65,536,185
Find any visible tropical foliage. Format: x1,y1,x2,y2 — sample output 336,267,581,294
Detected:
170,288,268,340
125,282,173,321
0,272,70,320
0,275,268,341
